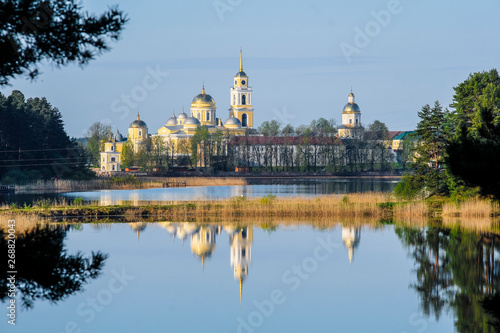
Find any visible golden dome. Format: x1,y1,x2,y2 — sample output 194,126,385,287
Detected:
191,85,216,108
130,112,148,128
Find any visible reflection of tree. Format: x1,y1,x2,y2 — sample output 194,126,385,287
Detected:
0,225,107,309
396,226,500,332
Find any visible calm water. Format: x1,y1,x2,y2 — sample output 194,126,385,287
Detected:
65,178,398,205
2,221,498,332
0,178,399,206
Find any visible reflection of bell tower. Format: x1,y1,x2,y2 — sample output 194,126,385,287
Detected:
128,222,147,240
191,225,217,267
342,226,361,264
229,226,253,302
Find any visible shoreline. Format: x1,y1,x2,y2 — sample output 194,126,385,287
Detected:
1,194,498,230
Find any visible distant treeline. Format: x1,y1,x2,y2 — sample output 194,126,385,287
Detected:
0,90,93,184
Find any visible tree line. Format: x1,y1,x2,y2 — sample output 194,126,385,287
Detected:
395,69,500,201
0,90,93,183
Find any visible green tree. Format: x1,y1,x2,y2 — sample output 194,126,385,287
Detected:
446,69,500,200
367,120,389,140
120,140,135,169
397,102,449,198
85,122,111,167
0,0,128,85
0,90,92,182
258,120,281,137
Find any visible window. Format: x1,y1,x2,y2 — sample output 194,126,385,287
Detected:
111,146,114,151
112,165,115,171
206,111,210,121
111,157,115,162
242,94,246,105
242,248,246,257
242,114,248,127
356,119,358,124
349,119,352,124
139,130,142,136
233,96,235,105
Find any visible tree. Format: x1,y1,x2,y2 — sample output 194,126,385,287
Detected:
446,69,500,200
367,120,389,140
0,90,92,182
258,120,281,137
85,122,111,167
0,0,128,85
120,140,135,169
397,102,449,198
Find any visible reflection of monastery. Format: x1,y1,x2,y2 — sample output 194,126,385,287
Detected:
100,51,414,172
129,222,362,302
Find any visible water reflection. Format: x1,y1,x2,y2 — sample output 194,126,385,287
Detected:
396,226,500,332
342,226,361,264
57,178,399,206
0,225,107,309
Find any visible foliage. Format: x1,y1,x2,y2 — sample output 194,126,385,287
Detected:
367,120,389,140
446,69,500,200
85,122,111,167
0,0,128,85
258,120,281,137
0,90,94,183
394,174,424,200
397,102,450,197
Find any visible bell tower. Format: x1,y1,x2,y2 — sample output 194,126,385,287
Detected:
229,50,254,128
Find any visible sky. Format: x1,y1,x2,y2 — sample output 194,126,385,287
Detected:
2,0,499,138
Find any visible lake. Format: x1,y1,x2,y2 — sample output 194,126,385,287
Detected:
2,221,498,333
0,178,400,206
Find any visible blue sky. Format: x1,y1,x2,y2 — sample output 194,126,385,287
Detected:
2,0,499,137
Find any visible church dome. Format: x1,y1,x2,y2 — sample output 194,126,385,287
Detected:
235,71,247,77
191,86,215,108
224,115,242,128
184,116,201,127
343,103,361,112
177,110,188,119
130,113,147,128
166,114,177,126
114,130,124,142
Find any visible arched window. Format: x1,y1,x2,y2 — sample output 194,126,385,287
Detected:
206,111,210,121
242,114,248,127
111,146,114,151
242,95,246,105
232,96,235,105
349,119,352,124
139,130,142,136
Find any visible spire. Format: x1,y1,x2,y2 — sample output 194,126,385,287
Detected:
136,112,140,121
202,82,205,95
239,49,243,72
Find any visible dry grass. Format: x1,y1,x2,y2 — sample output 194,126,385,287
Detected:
143,177,248,187
13,177,247,193
15,179,163,193
393,201,429,219
166,192,390,221
442,198,499,218
0,214,46,233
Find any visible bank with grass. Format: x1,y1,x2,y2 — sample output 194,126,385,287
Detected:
2,193,499,230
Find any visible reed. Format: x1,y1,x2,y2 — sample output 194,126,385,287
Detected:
393,201,429,219
442,198,498,218
0,214,46,233
143,177,248,187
